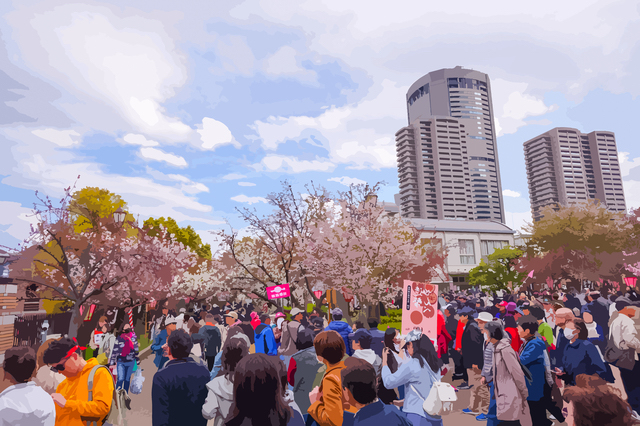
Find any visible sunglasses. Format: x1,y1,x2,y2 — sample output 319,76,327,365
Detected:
50,356,71,373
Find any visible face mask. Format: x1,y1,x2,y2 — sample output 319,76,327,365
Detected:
484,333,489,341
394,343,400,352
564,328,576,340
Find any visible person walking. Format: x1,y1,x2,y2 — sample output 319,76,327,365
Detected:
381,330,443,426
475,311,495,423
324,308,353,356
288,328,322,415
555,319,609,387
43,336,115,426
459,306,489,416
582,306,606,352
0,346,56,426
279,308,305,367
199,313,223,370
518,316,563,426
609,299,640,415
202,334,249,425
366,318,386,358
152,329,210,426
307,330,356,426
341,357,413,426
109,322,140,393
32,337,65,395
254,313,278,356
528,306,553,349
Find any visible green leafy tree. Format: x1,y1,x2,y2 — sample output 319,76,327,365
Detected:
144,217,212,259
468,246,526,293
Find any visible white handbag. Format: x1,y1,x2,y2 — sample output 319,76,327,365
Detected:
411,368,458,416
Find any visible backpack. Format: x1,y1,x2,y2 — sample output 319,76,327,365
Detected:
87,365,129,426
411,367,457,417
203,326,222,356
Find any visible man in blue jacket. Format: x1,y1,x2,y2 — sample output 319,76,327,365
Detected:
325,308,353,355
254,313,278,355
152,329,210,426
342,357,412,426
518,316,564,426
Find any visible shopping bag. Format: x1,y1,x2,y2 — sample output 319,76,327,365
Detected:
130,368,145,395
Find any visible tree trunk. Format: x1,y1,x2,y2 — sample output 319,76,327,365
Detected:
68,303,81,337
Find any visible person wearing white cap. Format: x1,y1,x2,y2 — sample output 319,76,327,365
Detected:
475,311,495,422
278,308,305,368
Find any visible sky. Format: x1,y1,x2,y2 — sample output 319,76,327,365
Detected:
1,0,640,251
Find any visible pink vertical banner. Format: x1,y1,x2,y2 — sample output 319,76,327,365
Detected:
401,280,438,343
266,284,291,300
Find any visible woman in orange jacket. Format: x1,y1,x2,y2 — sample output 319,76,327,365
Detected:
307,330,356,426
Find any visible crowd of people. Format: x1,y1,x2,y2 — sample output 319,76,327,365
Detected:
1,284,640,426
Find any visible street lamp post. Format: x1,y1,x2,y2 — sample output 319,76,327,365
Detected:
113,207,126,226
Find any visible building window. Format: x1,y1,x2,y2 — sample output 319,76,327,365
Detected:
480,240,509,263
459,239,476,265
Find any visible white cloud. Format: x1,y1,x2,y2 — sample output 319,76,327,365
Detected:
197,117,236,150
31,129,81,147
231,195,268,205
253,155,336,173
251,79,406,170
139,147,188,167
502,189,521,198
122,133,159,147
618,152,640,209
238,182,256,187
222,173,247,180
144,167,209,194
264,46,317,83
492,79,558,136
0,201,39,247
328,176,367,186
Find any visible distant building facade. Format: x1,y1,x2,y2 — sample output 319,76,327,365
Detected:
523,127,626,221
395,66,505,223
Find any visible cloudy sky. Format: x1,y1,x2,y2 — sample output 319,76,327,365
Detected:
1,0,640,249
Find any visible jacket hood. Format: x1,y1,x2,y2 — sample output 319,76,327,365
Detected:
206,376,234,401
494,337,512,352
353,349,378,365
329,321,352,332
255,323,268,335
284,389,295,404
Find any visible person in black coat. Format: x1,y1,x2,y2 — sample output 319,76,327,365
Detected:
152,329,211,426
459,306,489,416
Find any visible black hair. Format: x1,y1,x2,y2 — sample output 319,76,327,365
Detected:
43,336,81,365
227,354,292,426
517,315,539,336
167,329,193,359
221,335,249,380
333,313,343,321
296,328,315,351
411,335,442,373
259,313,270,323
3,346,36,383
367,318,379,328
504,315,517,329
529,305,545,321
354,321,365,330
353,331,373,350
485,321,504,341
384,328,399,354
341,357,377,405
119,321,132,336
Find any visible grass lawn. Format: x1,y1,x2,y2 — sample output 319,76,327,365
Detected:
139,335,151,351
378,321,401,331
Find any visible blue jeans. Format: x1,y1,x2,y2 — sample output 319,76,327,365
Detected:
116,360,136,392
487,381,498,426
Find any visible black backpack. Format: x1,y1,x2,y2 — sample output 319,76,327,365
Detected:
203,326,222,356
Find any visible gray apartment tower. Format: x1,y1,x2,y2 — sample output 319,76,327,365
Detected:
524,127,626,221
395,66,505,222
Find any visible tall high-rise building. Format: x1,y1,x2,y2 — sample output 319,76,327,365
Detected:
395,66,505,222
523,127,626,221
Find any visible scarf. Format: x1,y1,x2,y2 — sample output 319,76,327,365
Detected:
121,332,134,357
585,321,600,339
455,321,466,351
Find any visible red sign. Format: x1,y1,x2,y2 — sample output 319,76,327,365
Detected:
266,284,291,300
314,290,323,299
401,280,438,342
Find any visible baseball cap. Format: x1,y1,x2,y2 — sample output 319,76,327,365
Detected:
274,312,285,319
290,308,304,317
476,312,493,323
164,315,177,325
225,311,238,321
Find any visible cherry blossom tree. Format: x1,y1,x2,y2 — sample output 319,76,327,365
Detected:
303,185,446,319
11,187,197,336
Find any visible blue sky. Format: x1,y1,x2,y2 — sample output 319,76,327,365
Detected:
1,0,640,250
